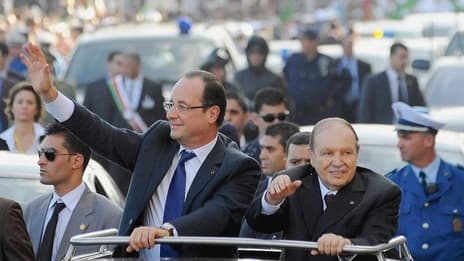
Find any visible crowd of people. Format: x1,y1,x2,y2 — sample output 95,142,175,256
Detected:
0,19,463,261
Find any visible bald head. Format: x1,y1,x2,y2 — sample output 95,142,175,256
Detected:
310,118,359,151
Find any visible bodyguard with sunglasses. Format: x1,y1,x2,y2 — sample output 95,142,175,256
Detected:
21,43,260,259
23,123,122,261
243,87,291,163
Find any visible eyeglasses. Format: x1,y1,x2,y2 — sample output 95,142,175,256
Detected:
163,101,211,112
38,148,77,161
260,112,290,123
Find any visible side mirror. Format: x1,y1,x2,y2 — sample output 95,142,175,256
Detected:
411,59,431,71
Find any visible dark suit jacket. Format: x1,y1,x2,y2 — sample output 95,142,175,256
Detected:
246,164,401,261
0,197,35,261
61,103,261,258
0,78,16,132
83,77,166,129
0,138,7,150
357,71,425,124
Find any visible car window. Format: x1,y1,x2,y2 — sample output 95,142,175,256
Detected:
425,67,464,107
65,37,216,87
445,33,464,56
0,177,51,206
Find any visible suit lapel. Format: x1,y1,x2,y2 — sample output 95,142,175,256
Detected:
56,187,94,260
30,195,52,255
183,137,225,212
297,172,323,239
313,173,365,237
402,166,426,199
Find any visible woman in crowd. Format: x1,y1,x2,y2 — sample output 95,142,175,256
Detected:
0,82,44,153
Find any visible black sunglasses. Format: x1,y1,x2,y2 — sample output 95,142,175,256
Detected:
38,148,77,161
260,112,290,123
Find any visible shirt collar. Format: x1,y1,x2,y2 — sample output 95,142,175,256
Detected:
411,156,440,182
317,176,338,197
179,135,218,164
49,182,86,212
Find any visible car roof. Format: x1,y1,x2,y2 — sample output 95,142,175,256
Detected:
0,151,39,179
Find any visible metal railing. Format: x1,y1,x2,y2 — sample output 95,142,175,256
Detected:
64,229,413,261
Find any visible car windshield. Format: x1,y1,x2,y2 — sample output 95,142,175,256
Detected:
0,177,51,206
65,37,216,87
425,66,464,107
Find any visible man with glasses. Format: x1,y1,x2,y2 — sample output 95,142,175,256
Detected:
243,87,291,162
21,43,260,259
23,123,122,261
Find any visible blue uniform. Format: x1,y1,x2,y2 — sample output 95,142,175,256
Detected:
387,160,464,261
283,52,338,125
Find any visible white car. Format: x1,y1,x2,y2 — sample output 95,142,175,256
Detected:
0,151,125,208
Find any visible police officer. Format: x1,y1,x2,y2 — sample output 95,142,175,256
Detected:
201,48,239,94
387,102,464,261
283,29,338,125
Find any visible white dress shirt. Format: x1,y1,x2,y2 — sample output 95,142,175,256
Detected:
386,67,408,103
42,182,86,261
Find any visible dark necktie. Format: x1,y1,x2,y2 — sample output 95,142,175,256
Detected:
324,194,335,209
398,75,407,102
419,171,428,195
38,202,66,261
161,150,196,257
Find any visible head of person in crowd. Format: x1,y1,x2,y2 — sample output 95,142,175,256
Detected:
225,91,248,137
165,70,226,149
0,42,8,71
252,87,289,137
200,48,230,83
260,121,299,176
38,123,91,196
70,24,84,42
107,51,124,77
300,29,319,58
5,82,42,123
341,29,355,58
5,32,26,59
285,131,311,169
389,42,409,75
122,52,142,80
310,117,359,191
245,35,269,69
392,102,444,169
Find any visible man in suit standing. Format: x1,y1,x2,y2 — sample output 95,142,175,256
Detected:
358,42,425,124
0,197,35,261
246,117,401,261
23,123,122,261
240,121,299,239
335,32,371,122
21,43,260,259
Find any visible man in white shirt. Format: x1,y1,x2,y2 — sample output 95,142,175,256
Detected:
20,43,260,259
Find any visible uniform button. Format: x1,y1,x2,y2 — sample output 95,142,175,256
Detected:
422,223,430,229
424,202,429,207
422,243,429,250
129,218,133,225
453,209,459,214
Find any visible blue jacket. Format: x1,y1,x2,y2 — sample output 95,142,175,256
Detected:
387,160,464,261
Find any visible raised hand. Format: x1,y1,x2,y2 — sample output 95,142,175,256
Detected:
265,175,302,205
19,43,57,102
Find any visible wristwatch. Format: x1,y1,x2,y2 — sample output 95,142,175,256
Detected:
160,224,174,236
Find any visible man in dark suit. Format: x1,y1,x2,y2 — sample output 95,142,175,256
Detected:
335,33,371,123
0,197,35,261
22,43,260,259
246,118,401,261
84,51,165,195
358,42,425,124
